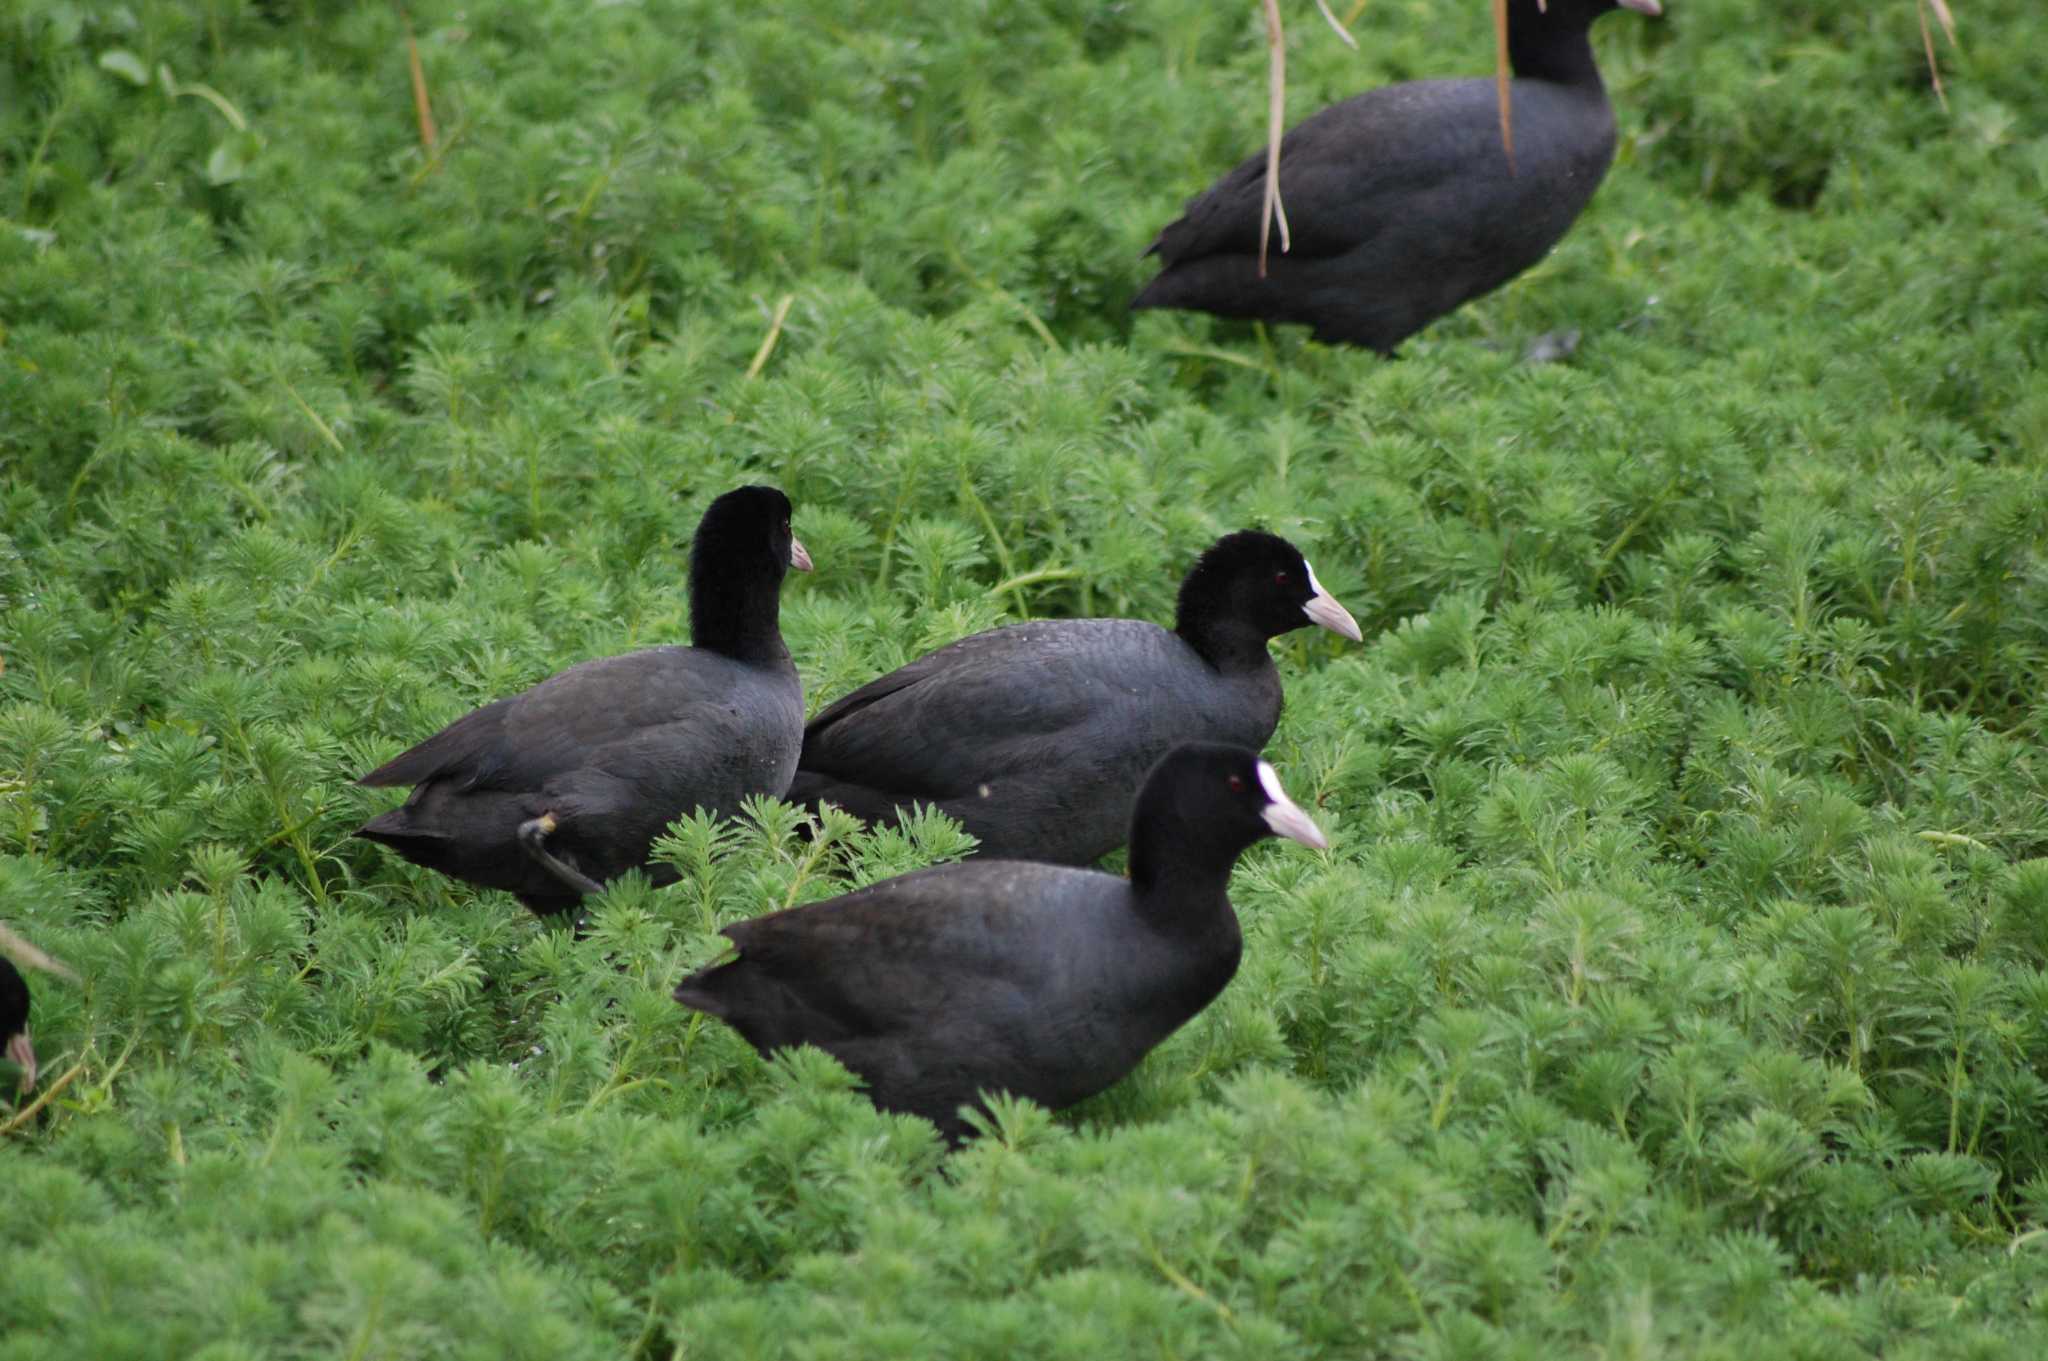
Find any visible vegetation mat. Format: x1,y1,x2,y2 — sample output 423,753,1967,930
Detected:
3,0,2046,1356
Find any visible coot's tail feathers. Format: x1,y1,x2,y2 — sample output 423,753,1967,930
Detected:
1128,274,1169,312
673,951,749,1023
1134,258,1402,355
782,775,829,844
357,702,511,788
782,770,831,815
675,951,864,1056
1145,154,1268,267
356,807,447,847
1130,256,1287,320
784,773,898,831
783,776,899,848
671,971,731,1020
1138,218,1207,272
1130,266,1232,314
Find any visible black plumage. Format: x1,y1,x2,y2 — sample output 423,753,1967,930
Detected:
1,957,33,1095
1131,0,1661,352
356,485,812,917
788,530,1358,865
675,742,1328,1143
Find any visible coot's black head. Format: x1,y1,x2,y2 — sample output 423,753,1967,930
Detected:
687,485,812,655
1175,530,1362,659
1504,0,1657,92
689,485,811,589
1127,742,1327,891
1517,0,1660,28
1,956,33,1094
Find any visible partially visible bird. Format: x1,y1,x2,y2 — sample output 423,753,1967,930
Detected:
676,742,1328,1143
1,956,34,1095
357,485,812,917
1131,0,1662,352
788,530,1358,865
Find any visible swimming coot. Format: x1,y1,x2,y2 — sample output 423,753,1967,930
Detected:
675,742,1327,1143
357,485,812,917
788,530,1358,864
1131,0,1661,352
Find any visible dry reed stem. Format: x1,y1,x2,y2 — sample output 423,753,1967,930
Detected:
405,17,439,152
746,294,797,379
0,1060,83,1136
1257,0,1293,276
1918,0,1959,109
0,924,79,983
1314,0,1359,48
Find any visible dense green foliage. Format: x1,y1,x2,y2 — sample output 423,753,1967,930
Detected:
4,0,2047,1354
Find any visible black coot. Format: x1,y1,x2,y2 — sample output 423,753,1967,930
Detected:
675,742,1327,1143
357,485,812,917
1,957,34,1095
1131,0,1662,352
788,530,1358,865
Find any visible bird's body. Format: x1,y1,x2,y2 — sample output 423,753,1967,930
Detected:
1132,0,1659,352
684,858,1243,1123
1,957,34,1095
358,647,803,911
789,531,1358,865
677,743,1328,1142
356,485,811,917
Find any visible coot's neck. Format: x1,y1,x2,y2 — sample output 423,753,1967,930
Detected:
1173,577,1283,675
1510,14,1604,89
1175,619,1276,676
690,575,790,665
1128,862,1238,934
1127,817,1252,929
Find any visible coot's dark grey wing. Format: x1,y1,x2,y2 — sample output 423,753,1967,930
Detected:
357,695,515,788
801,625,1052,736
360,647,787,794
798,619,1186,802
676,863,1113,1047
1146,78,1565,266
1147,83,1467,264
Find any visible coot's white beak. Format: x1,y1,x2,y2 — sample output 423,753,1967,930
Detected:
1618,0,1661,16
1256,761,1329,850
789,537,814,572
6,1028,35,1094
1300,560,1362,642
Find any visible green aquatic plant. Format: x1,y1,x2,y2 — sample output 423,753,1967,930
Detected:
2,0,2046,1355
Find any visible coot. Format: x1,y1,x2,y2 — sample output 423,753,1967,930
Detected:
357,485,812,917
1,956,33,1094
788,530,1358,864
1131,0,1661,352
675,742,1327,1143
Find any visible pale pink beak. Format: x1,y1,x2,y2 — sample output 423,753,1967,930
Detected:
789,536,814,572
1618,0,1662,15
6,1028,35,1094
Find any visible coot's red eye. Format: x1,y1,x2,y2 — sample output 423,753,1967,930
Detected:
1274,571,1289,586
1228,774,1246,793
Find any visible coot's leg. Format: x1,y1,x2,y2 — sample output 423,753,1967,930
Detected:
516,813,606,897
